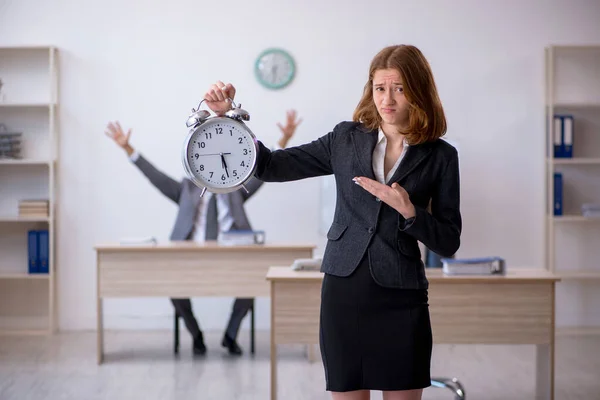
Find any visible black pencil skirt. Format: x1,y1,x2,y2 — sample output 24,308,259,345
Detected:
319,254,432,392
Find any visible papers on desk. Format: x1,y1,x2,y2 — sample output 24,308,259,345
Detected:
218,230,265,246
291,258,322,271
119,236,157,245
441,256,505,275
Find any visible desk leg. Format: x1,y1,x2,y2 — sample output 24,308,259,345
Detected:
536,344,553,400
97,297,104,365
270,282,277,400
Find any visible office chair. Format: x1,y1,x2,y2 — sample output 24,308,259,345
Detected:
431,377,466,399
173,299,256,355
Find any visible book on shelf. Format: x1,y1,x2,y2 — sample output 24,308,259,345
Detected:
18,199,49,218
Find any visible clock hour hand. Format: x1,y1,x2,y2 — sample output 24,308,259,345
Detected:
220,153,230,178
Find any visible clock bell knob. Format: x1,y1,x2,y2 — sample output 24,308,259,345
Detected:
186,109,211,128
225,103,250,122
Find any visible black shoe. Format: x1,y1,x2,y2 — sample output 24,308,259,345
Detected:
221,335,243,356
193,333,207,355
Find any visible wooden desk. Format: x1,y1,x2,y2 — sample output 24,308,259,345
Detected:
266,267,560,400
95,242,314,364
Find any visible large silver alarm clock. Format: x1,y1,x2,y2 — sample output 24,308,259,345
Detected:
182,99,259,196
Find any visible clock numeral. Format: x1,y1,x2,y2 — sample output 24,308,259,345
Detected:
209,172,214,178
238,137,243,144
229,129,233,136
205,132,212,140
199,165,204,171
233,170,238,177
194,153,199,160
215,127,223,135
221,174,226,181
243,149,248,155
198,142,206,148
240,161,245,167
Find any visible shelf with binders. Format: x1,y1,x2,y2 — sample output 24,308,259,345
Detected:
0,219,51,333
0,46,57,335
548,101,600,221
545,45,600,330
0,220,51,276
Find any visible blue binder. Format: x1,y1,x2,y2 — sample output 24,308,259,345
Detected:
38,230,49,274
27,230,49,274
27,230,39,274
554,172,563,216
553,116,563,158
554,115,574,158
562,115,574,158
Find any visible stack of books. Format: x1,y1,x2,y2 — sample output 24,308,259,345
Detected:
581,203,600,218
441,256,506,276
0,124,22,159
19,199,49,218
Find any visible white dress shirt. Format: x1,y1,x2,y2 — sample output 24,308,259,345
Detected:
372,128,409,184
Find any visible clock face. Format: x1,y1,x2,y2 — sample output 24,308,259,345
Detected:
184,118,258,191
254,48,295,89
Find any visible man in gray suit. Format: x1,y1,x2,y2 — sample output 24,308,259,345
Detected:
104,110,301,355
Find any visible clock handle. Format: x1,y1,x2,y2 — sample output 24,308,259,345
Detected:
199,187,207,197
192,99,207,112
241,184,250,194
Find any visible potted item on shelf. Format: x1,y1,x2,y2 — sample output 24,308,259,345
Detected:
0,123,22,159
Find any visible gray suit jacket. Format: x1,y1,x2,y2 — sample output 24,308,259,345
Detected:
134,155,264,240
254,121,461,289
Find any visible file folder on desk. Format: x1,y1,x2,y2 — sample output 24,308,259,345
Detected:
441,256,505,275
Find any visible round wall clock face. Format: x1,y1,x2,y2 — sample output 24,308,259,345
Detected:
254,48,296,90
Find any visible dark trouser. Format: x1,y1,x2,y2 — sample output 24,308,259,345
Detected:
171,297,253,340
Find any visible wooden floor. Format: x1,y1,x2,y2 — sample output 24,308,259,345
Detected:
0,330,599,400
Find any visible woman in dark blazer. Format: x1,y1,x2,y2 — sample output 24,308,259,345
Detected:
205,44,461,400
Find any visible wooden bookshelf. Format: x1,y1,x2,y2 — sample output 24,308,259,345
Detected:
0,46,58,335
545,44,600,334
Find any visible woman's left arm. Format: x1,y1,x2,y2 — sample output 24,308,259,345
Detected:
353,148,461,257
401,150,462,257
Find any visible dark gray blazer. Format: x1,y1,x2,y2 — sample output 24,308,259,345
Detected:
254,121,461,289
134,155,263,240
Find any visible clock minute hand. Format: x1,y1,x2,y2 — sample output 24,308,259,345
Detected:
197,152,231,157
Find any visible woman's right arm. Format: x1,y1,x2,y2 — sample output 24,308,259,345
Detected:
204,80,336,182
254,131,335,182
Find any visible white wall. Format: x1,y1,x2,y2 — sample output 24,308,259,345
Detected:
1,0,600,332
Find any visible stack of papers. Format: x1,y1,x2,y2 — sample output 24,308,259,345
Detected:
581,203,600,218
119,237,157,245
441,256,505,275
